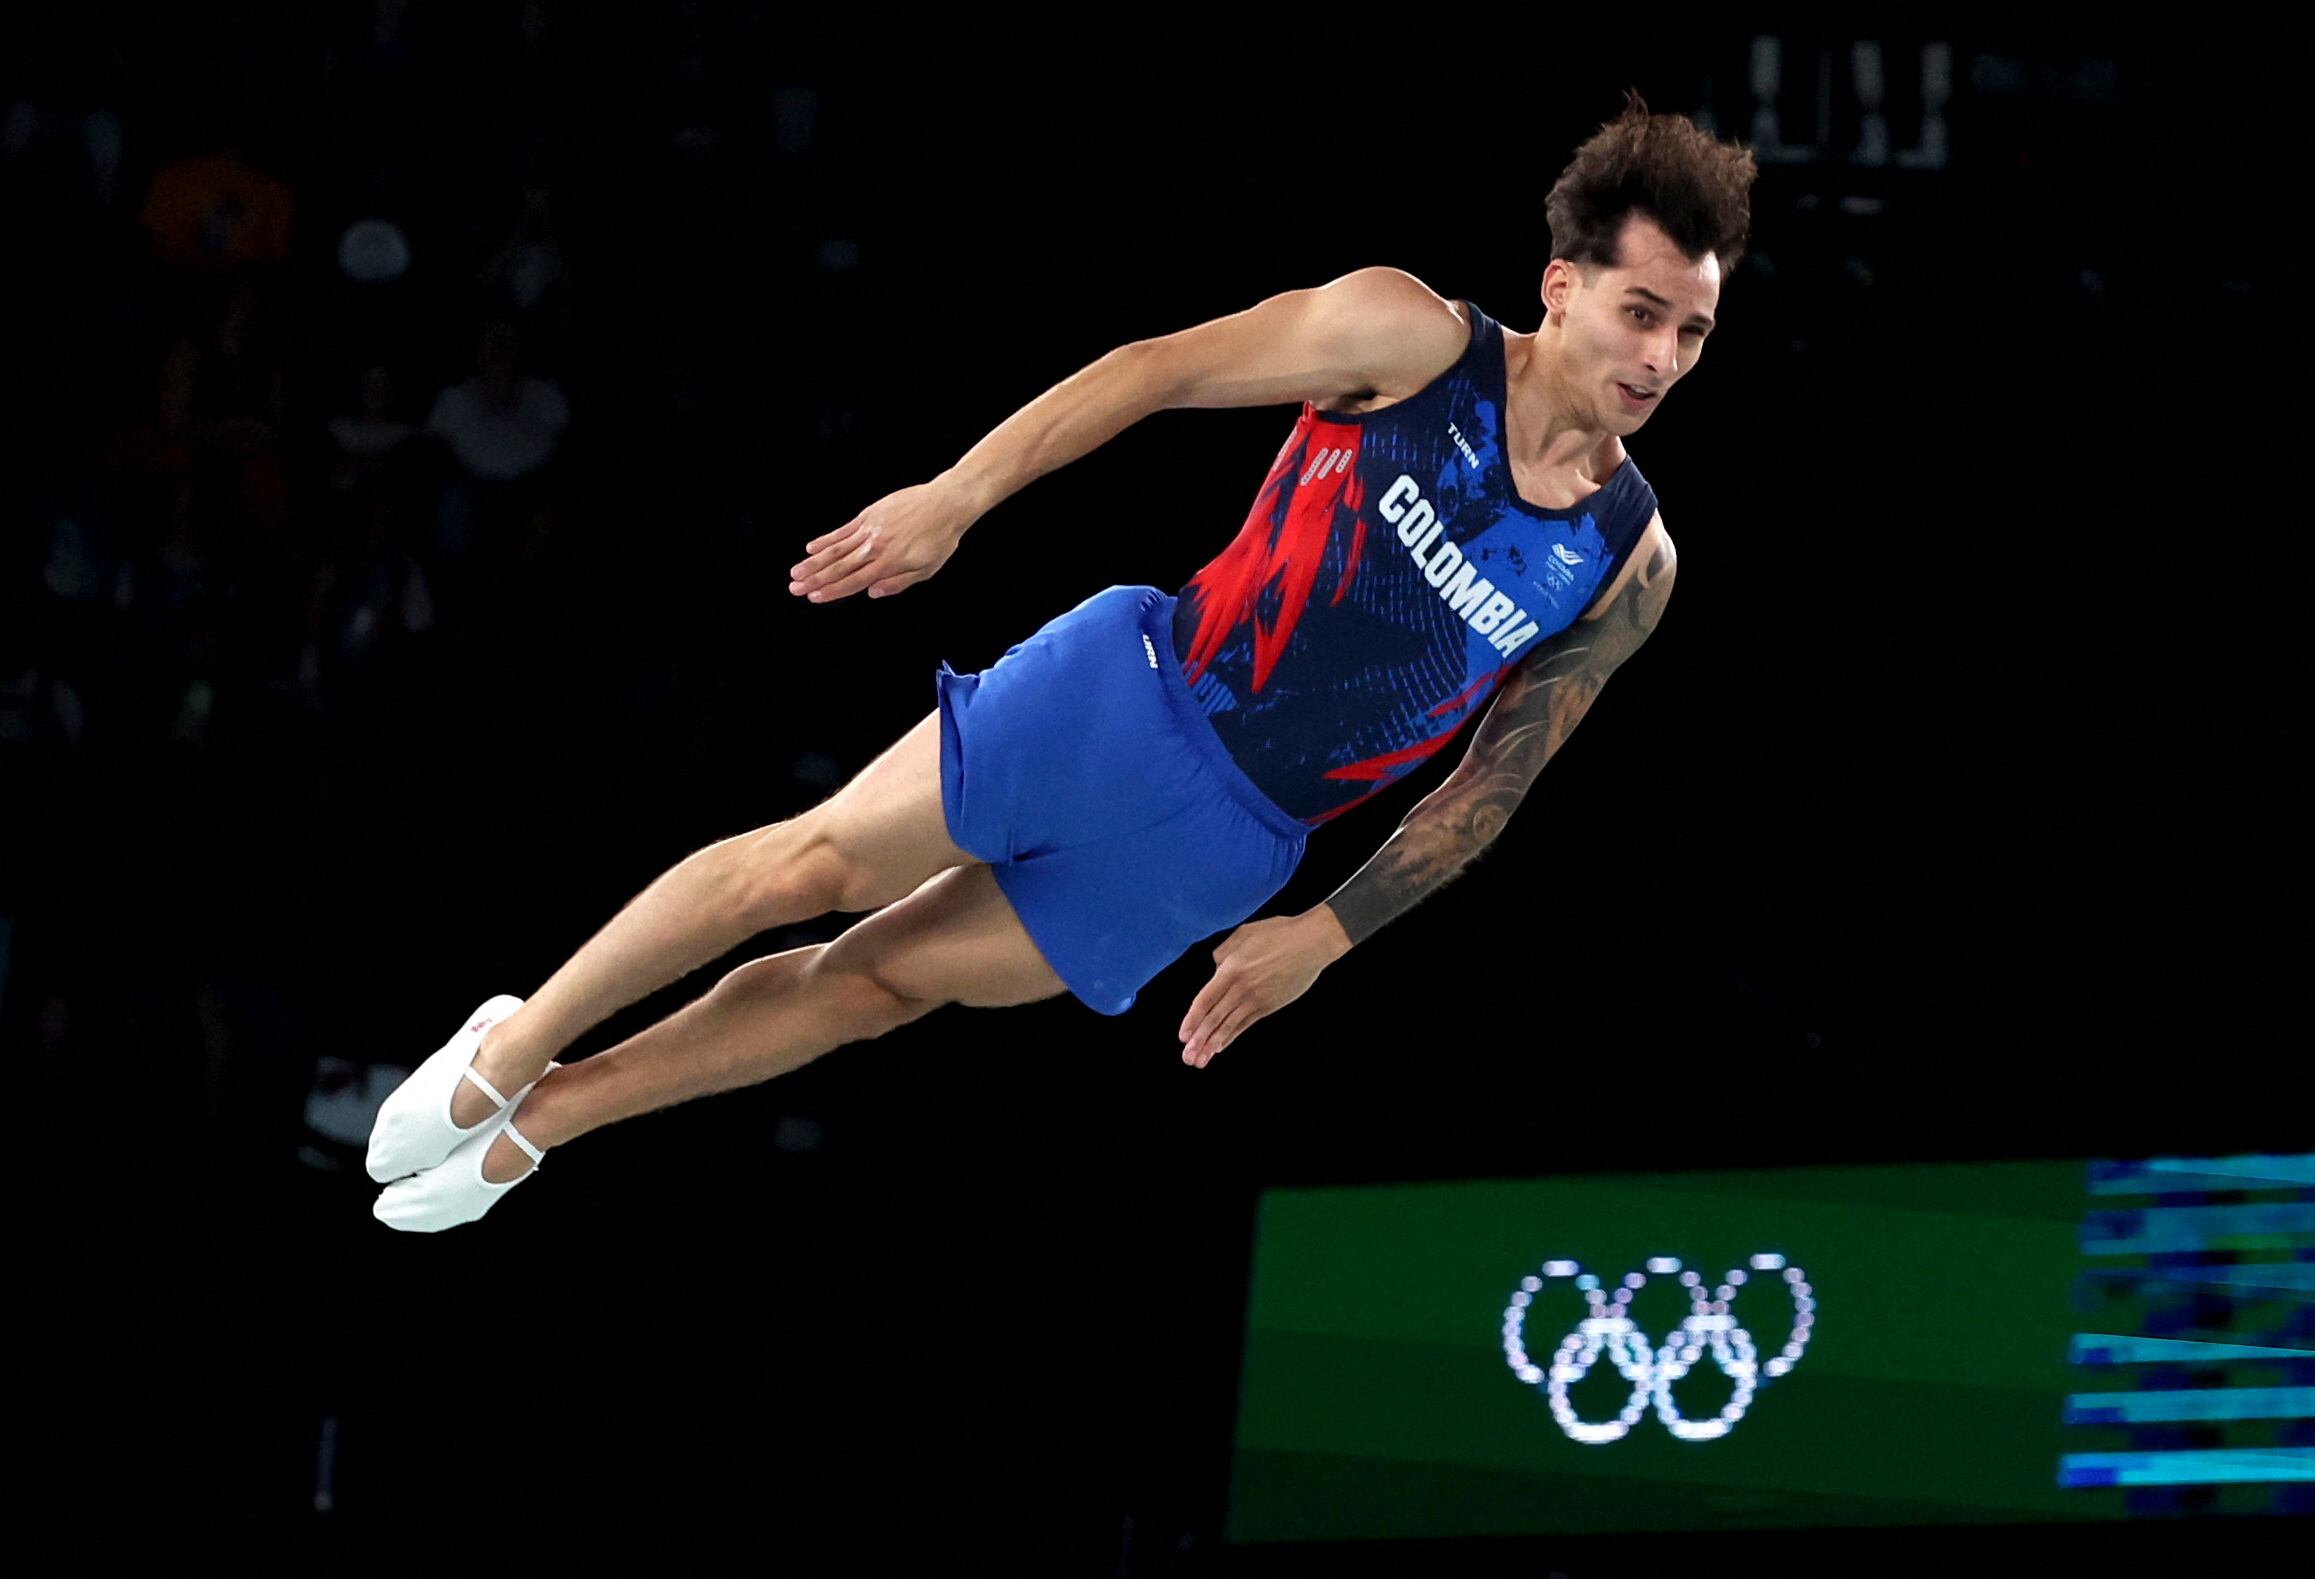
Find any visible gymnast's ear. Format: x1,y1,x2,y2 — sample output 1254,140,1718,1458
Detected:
1540,255,1602,324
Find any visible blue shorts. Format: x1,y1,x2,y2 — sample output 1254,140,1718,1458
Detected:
934,584,1310,1016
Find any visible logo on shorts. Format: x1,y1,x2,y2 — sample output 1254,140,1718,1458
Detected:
1141,633,1159,669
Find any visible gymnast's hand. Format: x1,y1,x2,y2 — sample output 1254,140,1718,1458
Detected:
1179,912,1342,1068
789,478,974,602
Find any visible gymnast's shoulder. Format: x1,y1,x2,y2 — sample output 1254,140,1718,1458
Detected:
1578,510,1676,627
1130,266,1466,413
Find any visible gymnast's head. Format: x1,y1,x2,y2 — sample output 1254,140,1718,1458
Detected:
1539,88,1758,430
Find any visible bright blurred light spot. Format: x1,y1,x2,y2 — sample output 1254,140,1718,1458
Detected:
1751,1253,1787,1270
1543,1260,1578,1278
1647,1256,1682,1273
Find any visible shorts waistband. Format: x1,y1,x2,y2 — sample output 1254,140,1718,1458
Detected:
1137,590,1311,845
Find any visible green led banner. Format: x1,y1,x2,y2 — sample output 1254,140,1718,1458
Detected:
1225,1154,2313,1543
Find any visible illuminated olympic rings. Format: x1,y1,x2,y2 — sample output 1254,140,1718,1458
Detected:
1500,1256,1815,1444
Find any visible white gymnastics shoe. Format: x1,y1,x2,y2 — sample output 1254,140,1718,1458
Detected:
372,1098,549,1233
366,994,529,1182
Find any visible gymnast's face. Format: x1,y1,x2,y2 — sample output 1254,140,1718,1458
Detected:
1542,211,1721,431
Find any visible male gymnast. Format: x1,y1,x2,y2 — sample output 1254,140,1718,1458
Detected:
369,92,1755,1230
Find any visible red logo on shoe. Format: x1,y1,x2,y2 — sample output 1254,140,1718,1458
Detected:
469,1017,493,1034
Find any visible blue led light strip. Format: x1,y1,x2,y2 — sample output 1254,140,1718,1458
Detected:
2057,1448,2315,1488
2069,1333,2312,1365
2078,1263,2315,1295
2063,1385,2315,1424
2061,1154,2315,1509
2087,1154,2315,1194
2079,1202,2315,1255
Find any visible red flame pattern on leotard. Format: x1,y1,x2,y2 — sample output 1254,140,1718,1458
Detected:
1177,416,1365,694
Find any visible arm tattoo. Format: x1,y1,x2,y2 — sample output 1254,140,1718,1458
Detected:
1322,534,1676,948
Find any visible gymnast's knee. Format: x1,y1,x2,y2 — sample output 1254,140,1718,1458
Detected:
795,944,943,1038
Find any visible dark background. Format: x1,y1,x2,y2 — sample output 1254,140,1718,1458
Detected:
7,8,2303,1574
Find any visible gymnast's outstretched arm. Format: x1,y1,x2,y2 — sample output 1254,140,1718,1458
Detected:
787,266,1469,604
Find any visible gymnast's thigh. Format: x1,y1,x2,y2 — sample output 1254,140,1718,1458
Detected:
811,862,1068,1011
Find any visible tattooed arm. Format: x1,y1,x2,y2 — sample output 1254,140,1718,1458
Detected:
1319,517,1678,950
1175,518,1675,1066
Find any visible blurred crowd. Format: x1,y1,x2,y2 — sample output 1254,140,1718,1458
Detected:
0,5,754,1163
5,67,575,768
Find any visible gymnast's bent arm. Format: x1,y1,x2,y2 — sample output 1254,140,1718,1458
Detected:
788,267,1469,603
1178,521,1674,1066
1319,520,1678,949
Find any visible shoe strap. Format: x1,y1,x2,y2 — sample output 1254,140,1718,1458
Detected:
461,1065,514,1109
501,1118,546,1169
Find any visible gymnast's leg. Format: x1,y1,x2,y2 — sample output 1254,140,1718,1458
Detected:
443,710,969,1133
470,861,1066,1183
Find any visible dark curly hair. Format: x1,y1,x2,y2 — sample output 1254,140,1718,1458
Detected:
1545,88,1758,276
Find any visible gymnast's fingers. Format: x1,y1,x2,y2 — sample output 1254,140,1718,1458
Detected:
804,542,892,602
790,523,865,587
792,532,877,598
799,517,862,558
